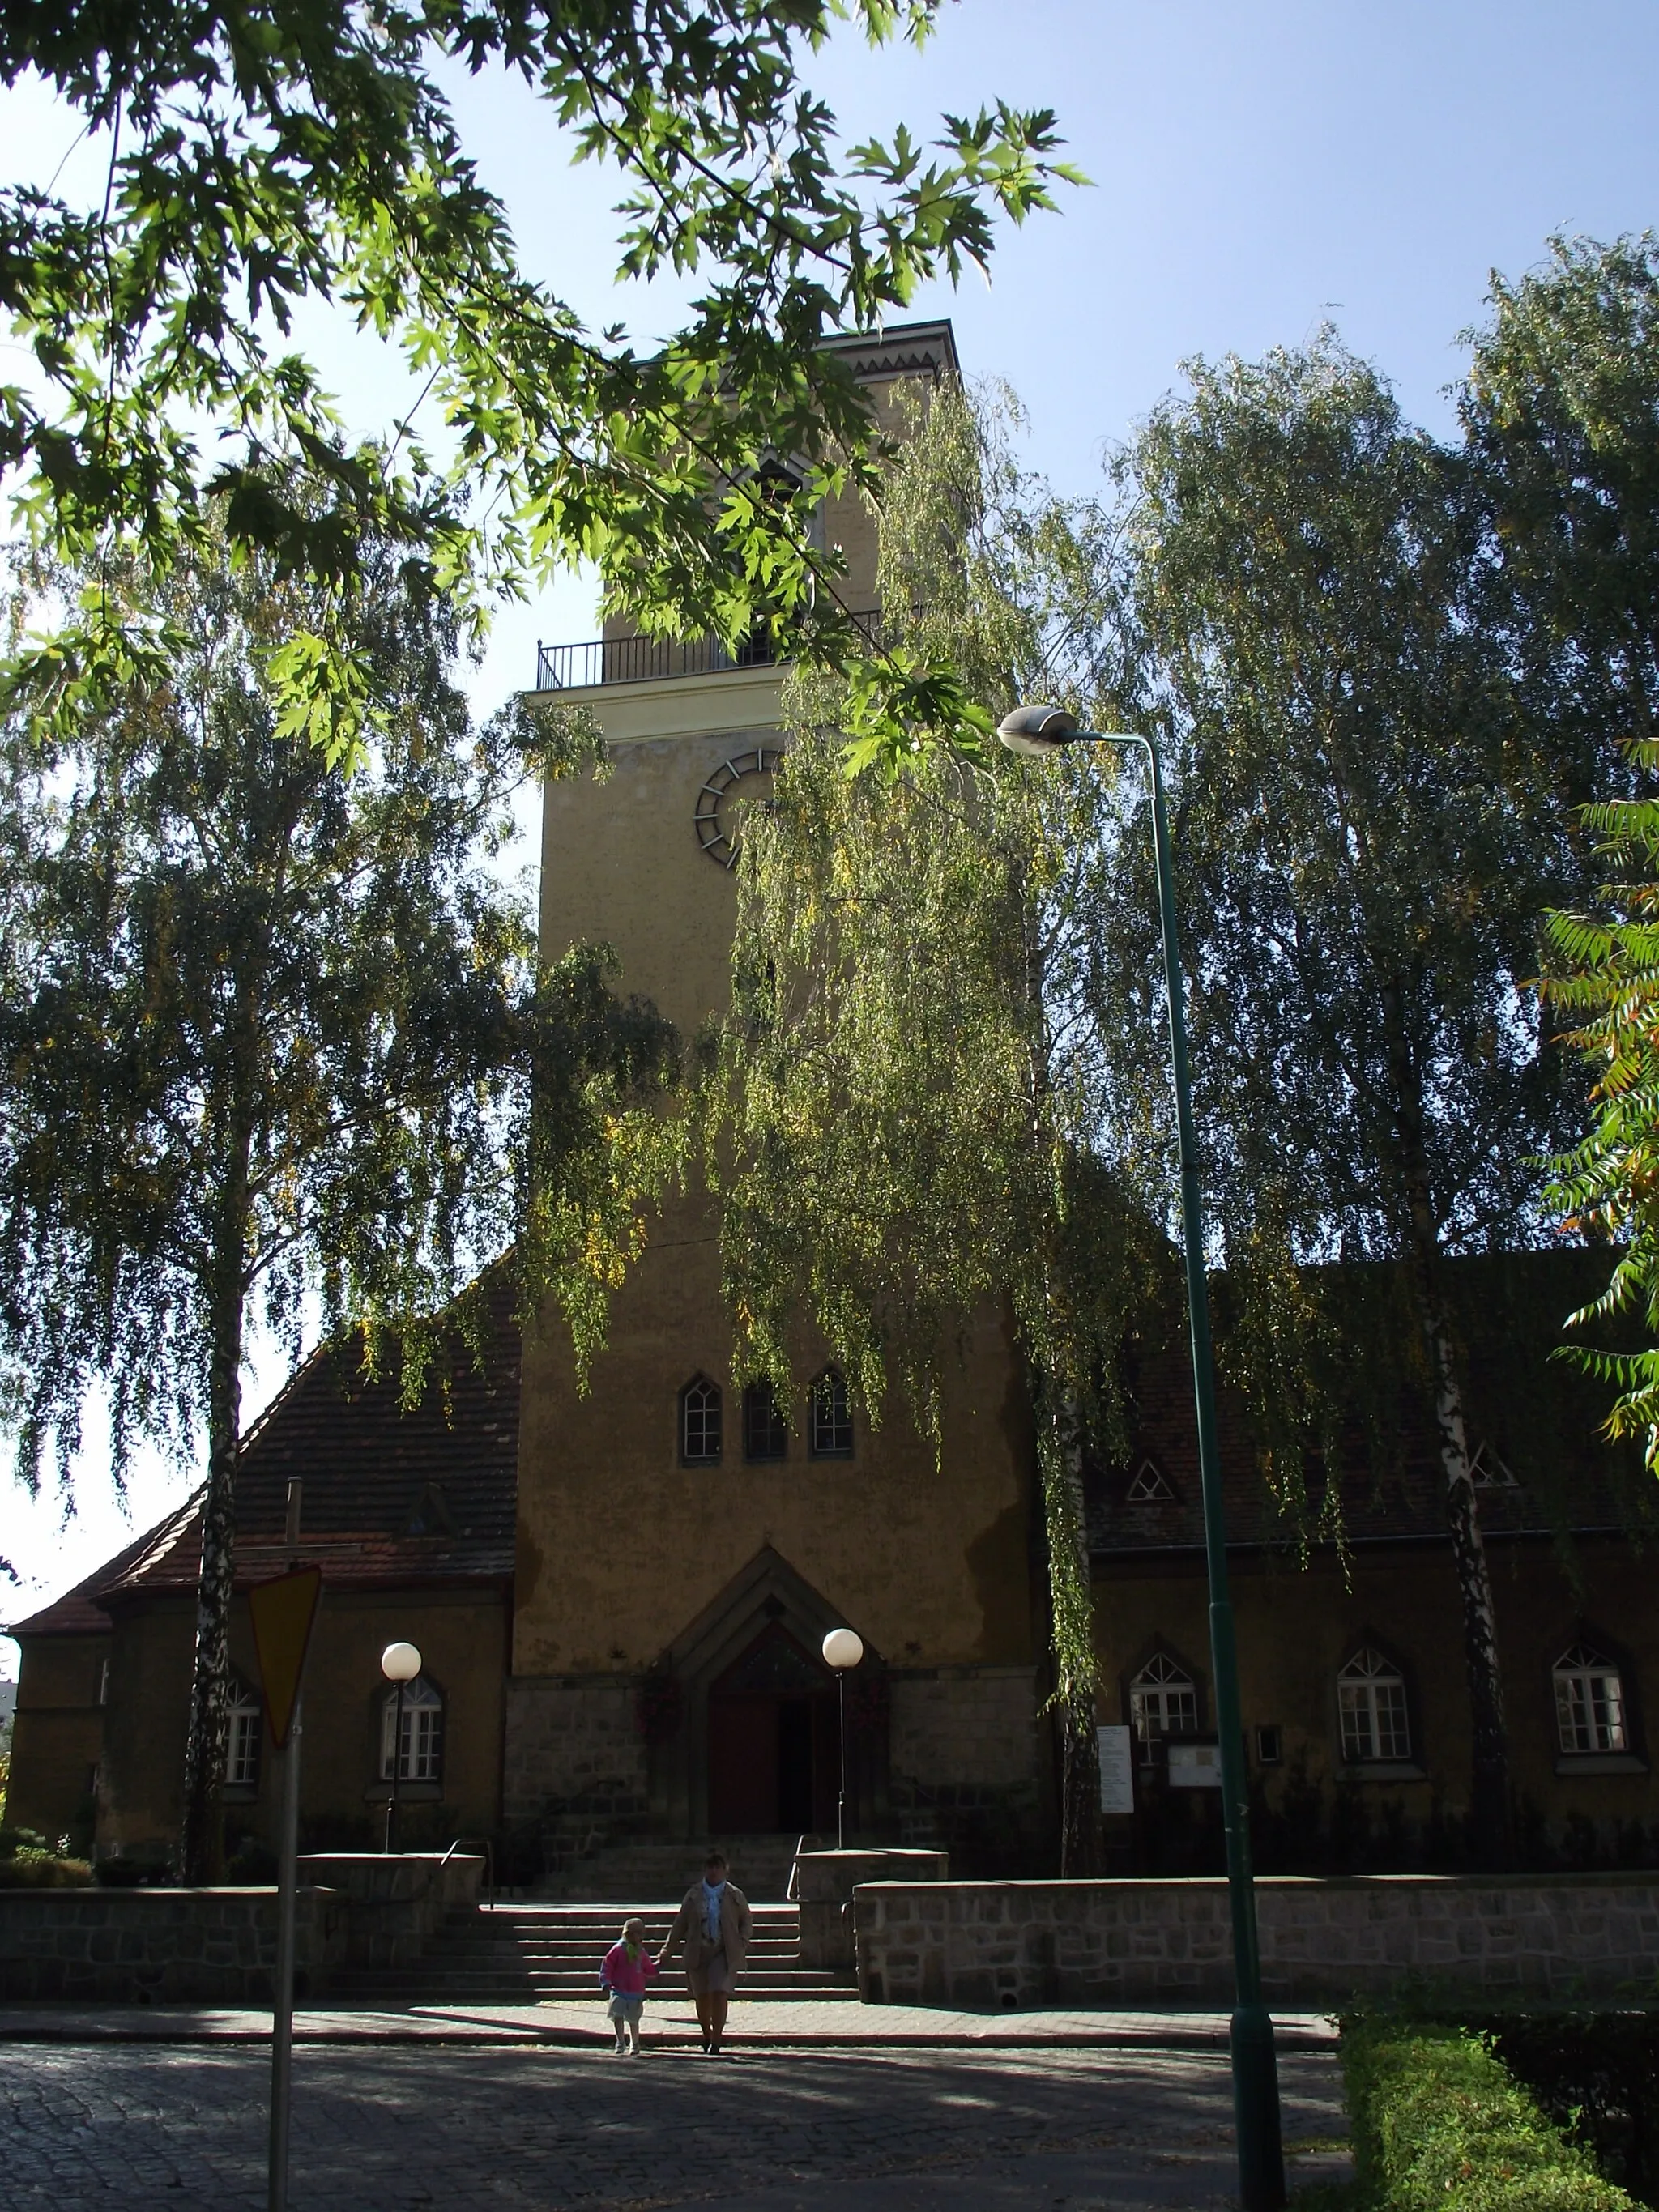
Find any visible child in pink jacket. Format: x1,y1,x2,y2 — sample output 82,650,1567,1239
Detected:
599,1915,659,2056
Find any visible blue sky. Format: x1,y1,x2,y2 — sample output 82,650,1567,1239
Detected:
4,0,1659,1659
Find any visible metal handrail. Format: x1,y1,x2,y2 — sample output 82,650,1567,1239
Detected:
533,610,882,693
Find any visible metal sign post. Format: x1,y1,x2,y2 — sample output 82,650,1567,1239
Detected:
249,1485,322,2212
268,1683,302,2212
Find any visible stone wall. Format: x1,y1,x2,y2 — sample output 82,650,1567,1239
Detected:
502,1676,650,1830
297,1852,481,1969
855,1873,1659,2009
888,1668,1043,1860
795,1848,948,1971
0,1886,348,2003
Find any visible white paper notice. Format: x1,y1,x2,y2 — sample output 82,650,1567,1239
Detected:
1097,1724,1135,1814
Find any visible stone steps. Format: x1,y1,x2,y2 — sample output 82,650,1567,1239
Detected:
335,1899,859,2006
536,1835,808,1903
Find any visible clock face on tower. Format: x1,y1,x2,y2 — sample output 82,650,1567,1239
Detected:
693,746,783,868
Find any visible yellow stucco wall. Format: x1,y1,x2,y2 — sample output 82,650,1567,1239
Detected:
514,1200,1034,1675
94,1587,508,1854
1094,1535,1659,1835
6,1634,107,1844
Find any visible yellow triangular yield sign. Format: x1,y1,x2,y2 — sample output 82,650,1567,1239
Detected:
249,1566,322,1750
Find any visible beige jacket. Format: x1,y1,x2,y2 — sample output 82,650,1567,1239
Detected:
662,1880,752,1978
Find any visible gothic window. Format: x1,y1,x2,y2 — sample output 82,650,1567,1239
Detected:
380,1674,445,1784
1129,1653,1199,1756
743,1379,788,1462
681,1375,723,1465
1125,1458,1175,1502
1338,1647,1412,1762
1554,1643,1629,1754
225,1679,262,1788
808,1367,854,1459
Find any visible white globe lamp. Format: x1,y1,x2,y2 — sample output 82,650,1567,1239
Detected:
380,1642,423,1852
822,1627,864,1849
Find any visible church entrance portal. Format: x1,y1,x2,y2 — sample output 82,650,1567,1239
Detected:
706,1625,838,1833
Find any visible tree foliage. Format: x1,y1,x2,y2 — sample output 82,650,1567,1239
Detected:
1093,335,1601,1859
0,514,679,1875
1,1,1080,759
705,381,1173,1871
1472,236,1659,1465
1542,775,1659,1462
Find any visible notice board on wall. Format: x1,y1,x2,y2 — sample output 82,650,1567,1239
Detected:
1097,1724,1136,1814
1167,1740,1223,1788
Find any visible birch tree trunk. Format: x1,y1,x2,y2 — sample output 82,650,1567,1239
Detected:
179,1098,255,1886
1384,980,1510,1866
1034,1369,1104,1877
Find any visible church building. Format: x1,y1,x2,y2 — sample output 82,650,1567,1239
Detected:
6,322,1657,1883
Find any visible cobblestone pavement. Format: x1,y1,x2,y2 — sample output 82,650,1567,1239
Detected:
2,2041,1348,2211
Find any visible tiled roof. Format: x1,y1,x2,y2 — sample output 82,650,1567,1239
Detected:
8,1279,519,1634
4,1510,191,1638
1088,1247,1655,1559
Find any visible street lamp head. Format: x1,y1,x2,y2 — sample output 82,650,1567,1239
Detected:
381,1640,422,1685
997,703,1082,757
821,1627,864,1671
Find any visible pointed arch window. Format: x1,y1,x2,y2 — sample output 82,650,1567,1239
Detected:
743,1379,788,1462
808,1368,854,1459
1338,1647,1412,1762
225,1679,262,1788
680,1375,723,1465
1125,1458,1175,1502
1129,1652,1199,1754
380,1674,445,1784
1555,1643,1628,1755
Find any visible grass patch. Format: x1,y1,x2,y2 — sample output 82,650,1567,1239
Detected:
1341,2016,1637,2210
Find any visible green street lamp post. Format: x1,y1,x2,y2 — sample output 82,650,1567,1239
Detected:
999,704,1286,2212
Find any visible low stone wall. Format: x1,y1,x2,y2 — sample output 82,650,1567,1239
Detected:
0,1886,348,2004
855,1873,1659,2009
298,1852,482,1969
795,1850,948,1971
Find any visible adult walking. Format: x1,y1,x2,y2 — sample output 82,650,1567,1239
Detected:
659,1848,752,2054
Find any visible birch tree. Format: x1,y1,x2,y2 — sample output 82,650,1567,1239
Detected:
0,521,677,1881
706,384,1169,1873
1096,338,1592,1864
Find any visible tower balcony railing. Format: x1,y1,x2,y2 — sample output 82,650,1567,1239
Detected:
533,610,882,693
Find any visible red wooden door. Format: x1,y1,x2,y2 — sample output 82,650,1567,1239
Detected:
707,1694,778,1831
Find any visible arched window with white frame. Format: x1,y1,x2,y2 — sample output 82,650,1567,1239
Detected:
808,1367,854,1459
380,1673,445,1784
1129,1652,1199,1758
1338,1647,1412,1763
680,1375,723,1465
224,1678,262,1788
1554,1643,1628,1755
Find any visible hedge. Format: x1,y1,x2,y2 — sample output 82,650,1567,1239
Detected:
1341,2018,1638,2211
0,1848,92,1888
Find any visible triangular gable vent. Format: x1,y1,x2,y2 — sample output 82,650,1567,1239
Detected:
1126,1458,1176,1502
1469,1443,1518,1490
405,1481,456,1536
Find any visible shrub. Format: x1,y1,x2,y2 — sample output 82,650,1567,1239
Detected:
0,1848,92,1888
0,1825,49,1859
1343,2017,1636,2210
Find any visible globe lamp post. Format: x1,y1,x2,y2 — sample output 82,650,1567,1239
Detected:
821,1628,864,1850
998,704,1285,2212
381,1641,422,1854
